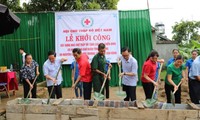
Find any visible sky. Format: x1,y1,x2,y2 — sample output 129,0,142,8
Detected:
117,0,200,39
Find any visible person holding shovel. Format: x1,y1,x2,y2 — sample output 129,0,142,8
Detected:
189,55,200,104
72,48,92,100
141,50,159,99
71,60,83,99
185,50,198,103
165,55,186,103
21,53,39,98
119,47,138,101
43,50,67,99
105,59,111,100
91,43,108,98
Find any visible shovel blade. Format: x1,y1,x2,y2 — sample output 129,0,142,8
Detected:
143,99,157,108
116,90,126,98
170,91,175,106
93,92,105,101
18,98,31,104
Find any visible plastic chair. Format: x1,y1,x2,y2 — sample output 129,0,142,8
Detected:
0,82,10,98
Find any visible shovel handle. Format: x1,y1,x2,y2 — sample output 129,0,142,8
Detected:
156,63,163,83
172,81,182,94
26,75,39,99
47,64,62,104
99,67,111,94
151,63,163,100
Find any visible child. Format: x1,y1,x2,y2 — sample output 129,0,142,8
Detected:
71,61,83,99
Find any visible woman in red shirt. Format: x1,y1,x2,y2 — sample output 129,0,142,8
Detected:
141,50,159,99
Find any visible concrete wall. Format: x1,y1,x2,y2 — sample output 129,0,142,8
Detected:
152,30,178,64
6,98,200,120
155,43,178,64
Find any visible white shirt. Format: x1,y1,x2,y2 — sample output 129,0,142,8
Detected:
22,52,26,66
43,58,63,86
120,55,138,86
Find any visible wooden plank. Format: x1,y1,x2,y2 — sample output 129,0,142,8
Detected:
52,98,64,106
135,100,144,109
187,101,200,110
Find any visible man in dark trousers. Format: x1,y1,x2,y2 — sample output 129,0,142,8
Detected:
91,43,107,96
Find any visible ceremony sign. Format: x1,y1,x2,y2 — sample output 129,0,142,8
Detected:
55,11,120,64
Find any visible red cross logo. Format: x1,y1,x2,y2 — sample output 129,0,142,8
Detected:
84,19,90,25
82,17,93,27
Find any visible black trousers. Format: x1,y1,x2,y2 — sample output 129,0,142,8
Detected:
83,82,92,100
142,82,154,99
105,79,109,99
165,83,181,103
123,84,136,101
189,79,200,104
47,84,62,99
23,79,37,98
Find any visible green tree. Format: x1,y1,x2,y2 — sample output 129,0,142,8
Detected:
0,0,24,12
23,0,119,12
172,20,200,44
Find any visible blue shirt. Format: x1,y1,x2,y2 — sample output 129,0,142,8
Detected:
167,57,175,66
189,56,200,80
70,61,79,80
185,58,193,72
43,58,63,86
120,55,138,86
155,62,160,82
105,60,110,72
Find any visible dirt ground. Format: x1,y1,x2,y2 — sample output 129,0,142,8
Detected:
0,80,190,110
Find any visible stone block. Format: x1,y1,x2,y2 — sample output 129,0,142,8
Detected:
76,107,98,116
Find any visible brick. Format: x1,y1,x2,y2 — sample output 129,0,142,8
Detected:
88,100,94,106
97,101,104,107
104,100,110,107
128,101,135,107
110,101,114,107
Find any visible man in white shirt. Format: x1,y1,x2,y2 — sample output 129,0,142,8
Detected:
19,48,26,66
19,48,26,84
119,47,138,101
43,50,67,99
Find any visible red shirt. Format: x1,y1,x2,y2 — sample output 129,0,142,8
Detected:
77,54,92,82
141,59,157,83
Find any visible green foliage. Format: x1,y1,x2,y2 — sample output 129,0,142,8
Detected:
172,20,200,44
23,0,119,12
0,0,24,12
1,0,119,12
179,40,200,60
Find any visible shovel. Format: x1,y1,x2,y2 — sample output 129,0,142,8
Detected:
171,81,182,106
93,67,111,101
116,60,126,98
143,63,163,108
45,64,62,104
18,75,39,104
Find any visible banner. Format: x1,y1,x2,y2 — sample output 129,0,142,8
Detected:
55,11,120,64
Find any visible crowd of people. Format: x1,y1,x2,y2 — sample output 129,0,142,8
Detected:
19,44,200,104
